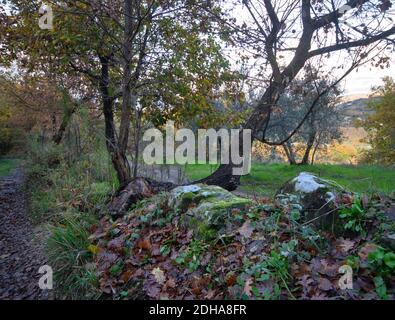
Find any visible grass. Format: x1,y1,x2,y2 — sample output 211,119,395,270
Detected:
46,213,100,299
185,163,395,196
0,158,19,178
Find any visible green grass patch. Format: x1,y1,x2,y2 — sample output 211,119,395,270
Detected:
46,213,100,299
185,163,395,196
0,158,19,178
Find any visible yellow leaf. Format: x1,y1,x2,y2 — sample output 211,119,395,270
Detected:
88,244,99,255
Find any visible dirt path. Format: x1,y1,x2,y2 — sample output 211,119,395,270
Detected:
0,167,50,300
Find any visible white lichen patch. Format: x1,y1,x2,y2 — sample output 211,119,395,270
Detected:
173,184,201,196
181,185,201,193
325,192,335,202
293,172,326,193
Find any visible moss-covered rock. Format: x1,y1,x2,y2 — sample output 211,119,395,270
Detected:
169,184,251,239
276,172,350,232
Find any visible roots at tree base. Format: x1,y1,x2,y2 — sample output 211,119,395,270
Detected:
108,164,241,217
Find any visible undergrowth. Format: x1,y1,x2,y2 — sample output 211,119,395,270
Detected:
25,119,118,299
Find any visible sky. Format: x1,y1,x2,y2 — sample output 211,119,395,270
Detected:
228,1,395,96
342,63,395,95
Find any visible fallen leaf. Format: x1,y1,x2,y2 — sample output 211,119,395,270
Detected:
337,238,355,254
243,278,253,297
165,278,176,289
87,244,100,255
297,274,314,296
146,284,161,298
152,267,166,285
107,235,126,252
320,259,339,277
226,272,237,287
191,276,211,296
96,251,119,272
358,243,378,261
120,270,134,283
311,292,328,300
137,238,152,251
318,278,333,291
239,221,254,238
205,289,216,299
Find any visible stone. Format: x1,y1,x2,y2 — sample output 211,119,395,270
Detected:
169,184,252,239
276,172,349,231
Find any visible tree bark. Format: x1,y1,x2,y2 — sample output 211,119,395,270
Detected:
311,134,321,165
53,105,77,145
132,106,141,178
300,132,316,165
283,142,297,165
99,56,131,186
118,0,133,155
196,163,241,191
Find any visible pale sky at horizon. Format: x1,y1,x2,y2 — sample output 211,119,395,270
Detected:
341,63,395,95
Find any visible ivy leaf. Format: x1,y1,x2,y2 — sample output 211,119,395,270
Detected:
383,252,395,269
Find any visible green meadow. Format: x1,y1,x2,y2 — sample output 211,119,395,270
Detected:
185,163,395,196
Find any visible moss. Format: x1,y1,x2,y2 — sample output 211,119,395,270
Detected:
170,184,252,239
189,217,217,241
178,191,196,211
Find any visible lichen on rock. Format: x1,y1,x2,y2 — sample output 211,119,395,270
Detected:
276,172,349,232
168,184,252,239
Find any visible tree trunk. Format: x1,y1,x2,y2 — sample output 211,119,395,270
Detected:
132,105,141,178
118,0,133,155
311,136,320,165
196,163,241,191
197,83,281,191
99,55,131,187
53,105,76,145
300,132,316,165
283,143,297,165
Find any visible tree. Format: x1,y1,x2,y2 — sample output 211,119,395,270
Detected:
2,0,233,187
357,76,395,164
0,73,90,146
266,66,343,165
199,0,395,190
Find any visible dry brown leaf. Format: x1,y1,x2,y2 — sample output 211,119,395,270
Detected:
243,278,253,297
337,238,355,254
226,272,237,287
318,277,333,291
239,221,254,238
358,243,378,261
152,267,166,285
137,238,152,251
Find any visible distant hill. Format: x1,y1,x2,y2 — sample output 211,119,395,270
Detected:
327,94,382,163
338,94,381,123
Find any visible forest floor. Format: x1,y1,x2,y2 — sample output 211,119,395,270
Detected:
2,154,394,300
0,166,51,300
